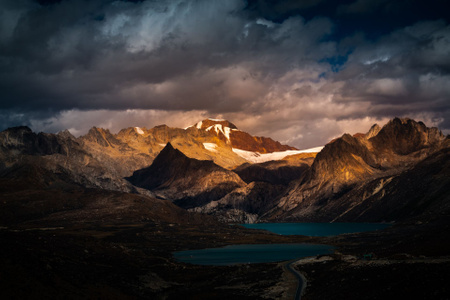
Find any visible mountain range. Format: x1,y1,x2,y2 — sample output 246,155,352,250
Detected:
0,117,449,226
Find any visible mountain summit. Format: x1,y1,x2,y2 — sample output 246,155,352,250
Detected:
270,117,447,222
191,118,297,154
127,143,245,208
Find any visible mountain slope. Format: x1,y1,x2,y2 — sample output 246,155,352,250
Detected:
115,124,247,169
191,118,297,153
329,141,450,222
191,181,286,223
233,160,311,186
0,126,145,194
0,157,205,227
127,143,245,208
269,118,447,222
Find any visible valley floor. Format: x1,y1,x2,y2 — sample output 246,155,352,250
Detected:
0,217,449,299
0,221,313,299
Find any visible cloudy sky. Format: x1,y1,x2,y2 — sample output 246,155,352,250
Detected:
1,0,449,148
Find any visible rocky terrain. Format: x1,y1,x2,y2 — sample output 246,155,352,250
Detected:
127,143,245,208
2,118,448,224
0,117,449,299
268,118,449,222
191,119,297,153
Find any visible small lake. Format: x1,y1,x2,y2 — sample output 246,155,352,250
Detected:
173,223,389,266
241,222,390,236
173,243,334,266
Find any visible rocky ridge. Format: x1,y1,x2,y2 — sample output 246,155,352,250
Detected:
0,117,448,225
191,118,298,153
269,118,447,222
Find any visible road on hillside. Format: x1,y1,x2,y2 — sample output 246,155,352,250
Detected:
285,260,305,300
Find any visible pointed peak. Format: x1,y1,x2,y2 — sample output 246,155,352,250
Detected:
158,142,184,157
164,142,174,150
371,118,445,155
365,124,381,139
87,126,110,135
57,129,75,140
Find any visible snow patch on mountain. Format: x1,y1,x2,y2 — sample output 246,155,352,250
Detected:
196,121,203,129
232,147,323,163
135,127,144,135
206,124,231,141
223,126,231,140
203,143,218,152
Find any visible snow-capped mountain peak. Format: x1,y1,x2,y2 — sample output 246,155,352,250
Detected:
191,118,298,154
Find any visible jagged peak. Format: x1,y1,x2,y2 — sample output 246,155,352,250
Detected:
370,118,445,155
155,142,188,160
57,129,75,140
81,126,122,148
365,124,381,139
391,117,413,125
86,126,112,135
380,117,441,135
118,126,147,136
162,142,174,151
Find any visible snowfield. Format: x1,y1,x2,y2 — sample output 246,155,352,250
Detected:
232,146,323,163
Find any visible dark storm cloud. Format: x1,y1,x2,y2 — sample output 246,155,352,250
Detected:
330,20,450,123
0,0,335,111
0,0,449,147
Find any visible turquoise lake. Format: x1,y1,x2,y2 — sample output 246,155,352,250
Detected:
241,222,390,236
173,243,334,266
173,223,389,265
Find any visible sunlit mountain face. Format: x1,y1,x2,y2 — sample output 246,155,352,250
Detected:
0,117,447,224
